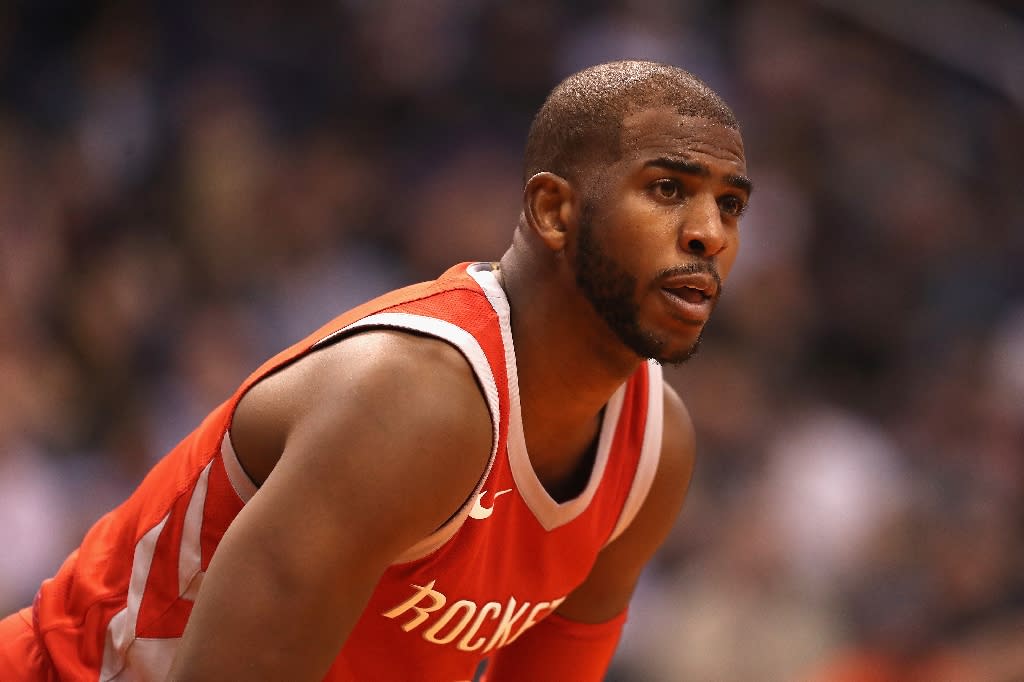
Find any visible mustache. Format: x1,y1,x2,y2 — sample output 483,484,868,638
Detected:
656,261,723,293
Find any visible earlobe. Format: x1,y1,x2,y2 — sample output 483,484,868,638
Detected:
523,172,574,253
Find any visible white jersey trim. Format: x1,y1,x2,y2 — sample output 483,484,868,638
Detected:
316,310,503,563
221,431,257,502
218,310,502,562
606,361,664,546
467,263,632,531
110,637,179,682
100,515,170,681
179,460,213,595
218,311,503,559
101,458,218,680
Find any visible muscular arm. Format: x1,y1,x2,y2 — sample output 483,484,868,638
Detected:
169,330,493,681
485,383,696,681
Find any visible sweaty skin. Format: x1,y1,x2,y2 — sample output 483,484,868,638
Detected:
571,109,748,364
502,109,748,488
169,107,749,680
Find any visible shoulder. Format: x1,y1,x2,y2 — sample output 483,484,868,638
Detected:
332,330,495,456
228,327,495,567
621,380,695,547
594,379,697,557
312,328,489,406
551,379,697,621
658,381,697,491
232,328,494,498
604,380,696,556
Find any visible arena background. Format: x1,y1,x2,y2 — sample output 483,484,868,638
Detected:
1,1,1021,679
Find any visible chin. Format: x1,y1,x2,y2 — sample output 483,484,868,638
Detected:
650,328,705,366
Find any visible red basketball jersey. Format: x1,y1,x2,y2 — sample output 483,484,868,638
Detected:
32,262,664,681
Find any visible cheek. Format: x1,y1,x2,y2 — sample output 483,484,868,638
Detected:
718,233,740,281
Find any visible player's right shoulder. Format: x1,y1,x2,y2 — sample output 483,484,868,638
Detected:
299,327,490,432
231,327,493,489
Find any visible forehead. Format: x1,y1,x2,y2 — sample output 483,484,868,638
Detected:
617,107,746,173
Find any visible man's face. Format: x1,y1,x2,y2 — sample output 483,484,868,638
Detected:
570,108,750,365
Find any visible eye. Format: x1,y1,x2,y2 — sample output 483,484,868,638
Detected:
719,195,747,217
651,178,682,201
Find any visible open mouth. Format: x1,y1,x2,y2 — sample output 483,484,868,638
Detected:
662,285,711,304
659,271,718,323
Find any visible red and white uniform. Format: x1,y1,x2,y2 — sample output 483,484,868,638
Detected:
26,262,663,681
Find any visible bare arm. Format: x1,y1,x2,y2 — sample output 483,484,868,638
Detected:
485,383,696,681
169,330,493,681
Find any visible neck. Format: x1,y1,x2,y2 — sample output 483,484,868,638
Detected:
496,249,644,447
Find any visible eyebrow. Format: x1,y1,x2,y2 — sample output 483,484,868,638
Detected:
645,157,754,196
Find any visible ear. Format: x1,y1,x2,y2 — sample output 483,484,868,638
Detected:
523,172,576,253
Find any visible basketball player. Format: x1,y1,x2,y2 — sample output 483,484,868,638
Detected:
0,60,751,681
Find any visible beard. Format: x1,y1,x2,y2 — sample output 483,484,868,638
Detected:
573,205,719,366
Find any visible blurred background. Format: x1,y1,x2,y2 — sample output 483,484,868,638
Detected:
0,0,1021,679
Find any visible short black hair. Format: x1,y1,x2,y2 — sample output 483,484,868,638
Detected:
523,60,738,184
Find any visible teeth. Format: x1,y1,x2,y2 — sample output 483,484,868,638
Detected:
667,286,708,303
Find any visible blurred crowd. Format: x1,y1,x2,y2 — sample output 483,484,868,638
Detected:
1,1,1021,679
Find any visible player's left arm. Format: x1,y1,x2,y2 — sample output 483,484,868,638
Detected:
484,382,696,681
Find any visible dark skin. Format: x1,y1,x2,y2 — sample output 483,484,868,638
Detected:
169,108,749,680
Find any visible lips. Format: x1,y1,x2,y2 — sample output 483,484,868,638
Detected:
663,285,710,305
660,272,718,300
658,271,718,323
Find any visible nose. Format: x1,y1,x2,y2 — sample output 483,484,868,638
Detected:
680,194,726,257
